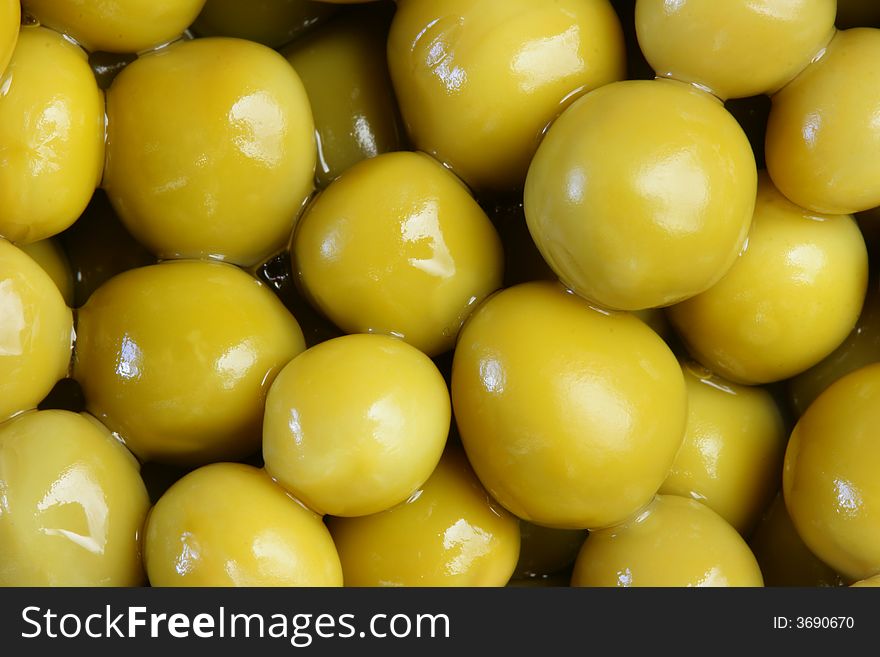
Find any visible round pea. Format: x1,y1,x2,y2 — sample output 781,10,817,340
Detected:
263,333,450,516
0,26,104,244
452,281,687,529
293,151,503,356
668,174,868,385
783,363,880,581
103,37,316,267
766,28,880,215
525,79,756,311
387,0,625,191
636,0,836,99
328,448,521,586
73,260,305,465
283,4,402,187
571,495,764,587
0,410,149,586
659,362,787,535
0,238,73,422
145,463,343,586
21,0,207,53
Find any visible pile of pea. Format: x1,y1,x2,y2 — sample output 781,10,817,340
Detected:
2,0,880,588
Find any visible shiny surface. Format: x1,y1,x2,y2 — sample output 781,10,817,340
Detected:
0,239,73,422
766,28,880,215
73,260,306,465
263,333,450,516
515,522,587,579
20,238,75,307
194,0,335,47
104,37,316,267
294,151,504,356
525,79,756,311
0,26,104,245
851,574,880,587
749,493,844,587
789,279,880,416
635,0,836,100
571,495,764,587
783,363,880,581
387,0,625,191
659,362,786,535
668,174,868,384
451,281,687,529
145,463,343,586
21,0,207,53
58,190,156,308
328,447,520,586
284,5,402,188
0,410,150,586
0,0,17,77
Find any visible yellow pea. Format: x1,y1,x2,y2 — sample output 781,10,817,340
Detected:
635,0,836,99
73,260,305,466
0,26,104,244
387,0,625,192
766,28,880,215
451,281,687,529
571,495,764,587
660,362,786,535
0,410,149,586
668,173,868,384
525,79,756,311
783,363,880,581
21,0,207,53
104,37,315,267
328,447,520,586
263,333,450,517
0,238,73,422
294,151,503,356
145,463,342,586
283,4,402,187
